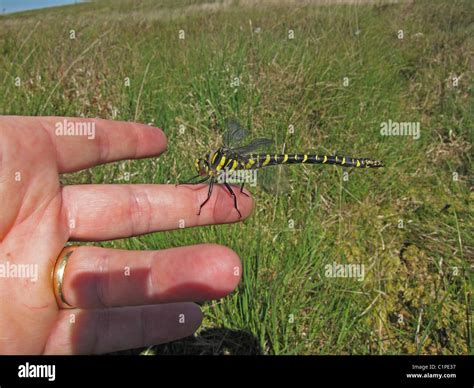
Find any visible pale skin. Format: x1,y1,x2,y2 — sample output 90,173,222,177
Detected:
0,116,253,354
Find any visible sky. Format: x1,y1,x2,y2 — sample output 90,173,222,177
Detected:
0,0,84,14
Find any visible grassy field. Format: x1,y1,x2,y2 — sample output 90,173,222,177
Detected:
1,0,472,355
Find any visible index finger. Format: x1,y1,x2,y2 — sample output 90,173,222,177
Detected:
19,116,167,173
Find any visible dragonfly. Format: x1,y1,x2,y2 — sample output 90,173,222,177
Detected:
180,119,384,218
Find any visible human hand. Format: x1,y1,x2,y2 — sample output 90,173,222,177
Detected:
0,116,253,354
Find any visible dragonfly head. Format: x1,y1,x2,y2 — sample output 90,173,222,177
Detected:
195,157,210,176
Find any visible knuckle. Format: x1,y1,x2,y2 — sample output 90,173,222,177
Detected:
127,187,152,236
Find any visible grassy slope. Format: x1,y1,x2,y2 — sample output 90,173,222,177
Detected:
0,0,472,355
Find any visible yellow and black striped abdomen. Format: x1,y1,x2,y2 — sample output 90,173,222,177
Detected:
245,154,384,168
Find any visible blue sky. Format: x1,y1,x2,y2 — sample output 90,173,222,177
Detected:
1,0,84,14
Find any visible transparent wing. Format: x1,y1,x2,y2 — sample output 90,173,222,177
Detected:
257,165,290,194
223,118,249,147
231,138,274,154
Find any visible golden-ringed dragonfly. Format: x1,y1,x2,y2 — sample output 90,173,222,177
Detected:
181,119,383,218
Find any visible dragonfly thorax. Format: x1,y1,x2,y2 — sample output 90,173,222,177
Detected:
195,148,242,178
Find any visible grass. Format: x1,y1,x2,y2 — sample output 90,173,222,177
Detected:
1,0,472,355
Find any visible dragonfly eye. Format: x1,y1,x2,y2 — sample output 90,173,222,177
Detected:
196,158,209,176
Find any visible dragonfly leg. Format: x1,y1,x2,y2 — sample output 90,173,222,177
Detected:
224,182,242,218
198,181,214,215
177,175,207,186
240,182,250,197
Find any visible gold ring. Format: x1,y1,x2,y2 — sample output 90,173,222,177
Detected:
52,246,77,309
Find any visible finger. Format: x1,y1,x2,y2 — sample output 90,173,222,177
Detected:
61,244,242,308
62,184,253,240
18,116,167,173
44,302,202,354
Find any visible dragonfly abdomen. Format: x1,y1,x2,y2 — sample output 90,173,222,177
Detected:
246,154,383,168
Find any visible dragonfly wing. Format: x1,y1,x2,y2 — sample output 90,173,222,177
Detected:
258,165,290,194
231,138,274,154
224,118,248,147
